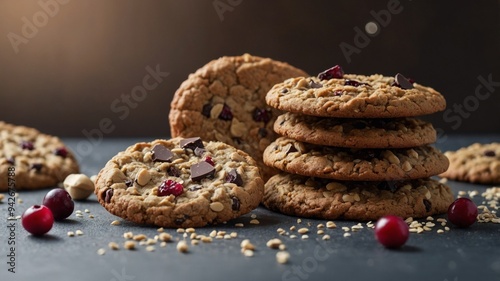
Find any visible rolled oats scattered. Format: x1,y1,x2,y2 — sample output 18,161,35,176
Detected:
279,244,286,251
297,228,309,234
209,230,217,237
240,239,255,251
124,241,136,250
158,232,172,242
146,246,155,252
343,233,351,237
123,232,133,239
186,228,196,233
405,217,414,223
290,235,298,239
75,230,83,236
317,223,325,229
426,216,434,221
224,234,232,240
111,220,121,226
146,238,156,245
317,230,325,235
235,223,244,227
297,219,302,224
201,236,213,243
230,232,238,238
133,234,147,241
84,209,90,213
177,228,185,233
322,235,331,240
191,240,199,246
437,229,444,234
176,241,188,253
276,251,290,264
326,221,337,229
290,225,296,231
249,219,260,225
342,227,350,232
301,235,309,240
266,238,282,249
67,231,75,237
243,249,254,257
97,248,106,255
108,242,119,250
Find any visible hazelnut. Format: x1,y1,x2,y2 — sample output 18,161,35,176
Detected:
63,174,95,200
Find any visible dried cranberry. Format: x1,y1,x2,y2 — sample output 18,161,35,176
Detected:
202,103,212,118
21,141,34,150
318,65,344,80
219,104,233,120
204,156,215,166
54,147,68,158
158,179,184,197
374,215,409,248
344,79,367,87
447,198,478,228
253,108,272,123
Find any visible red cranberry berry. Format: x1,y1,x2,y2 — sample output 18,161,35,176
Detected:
344,79,368,87
42,188,75,220
204,156,215,166
253,108,273,123
202,103,212,118
54,147,68,158
447,198,478,228
21,141,34,150
22,205,54,236
483,150,496,157
318,65,344,80
374,215,409,248
158,179,184,197
218,104,233,120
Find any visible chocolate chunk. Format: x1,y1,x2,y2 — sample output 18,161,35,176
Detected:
281,88,289,93
394,73,414,89
231,197,240,211
309,80,323,89
124,179,133,187
484,150,496,157
104,188,113,203
152,144,173,162
180,137,204,151
190,161,215,181
219,104,233,120
31,163,42,172
167,166,181,177
226,169,243,186
202,103,212,118
423,199,432,212
287,145,298,154
194,147,206,157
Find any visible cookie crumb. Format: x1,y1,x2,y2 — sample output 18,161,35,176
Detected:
317,223,325,229
250,219,260,225
290,235,298,239
124,241,136,250
289,225,296,231
243,249,254,257
297,219,302,224
297,228,309,234
317,230,325,235
191,240,199,246
240,239,255,251
235,223,244,227
123,232,134,239
176,241,189,253
326,221,337,229
266,238,282,249
97,248,106,255
157,227,164,232
230,232,238,238
75,230,83,236
67,231,75,237
437,229,444,234
108,242,119,250
301,235,309,240
201,236,213,243
322,235,331,240
111,220,121,226
133,234,147,241
146,246,155,252
176,228,185,233
343,233,351,238
276,251,290,264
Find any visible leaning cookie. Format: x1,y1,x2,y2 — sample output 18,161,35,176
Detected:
0,121,79,191
263,137,449,181
95,137,264,228
440,142,500,184
169,54,308,180
266,65,446,118
274,112,436,148
263,173,454,221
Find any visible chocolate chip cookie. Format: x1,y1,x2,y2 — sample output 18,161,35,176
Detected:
440,142,500,184
94,137,264,228
169,54,307,180
263,173,454,221
274,112,436,148
263,137,449,181
266,66,446,118
0,121,79,191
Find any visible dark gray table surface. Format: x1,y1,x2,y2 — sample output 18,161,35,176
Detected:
1,135,500,281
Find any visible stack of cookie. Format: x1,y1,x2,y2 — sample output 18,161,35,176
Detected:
261,66,454,221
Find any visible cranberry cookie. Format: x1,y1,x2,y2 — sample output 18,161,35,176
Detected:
169,54,307,180
274,112,436,148
440,142,500,184
0,121,79,191
94,137,264,228
263,173,454,221
263,137,449,181
266,66,446,118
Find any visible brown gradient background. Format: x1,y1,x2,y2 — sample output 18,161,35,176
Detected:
0,0,499,138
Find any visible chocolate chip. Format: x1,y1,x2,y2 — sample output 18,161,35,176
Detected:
281,88,288,93
30,163,42,172
21,141,34,150
484,150,496,157
226,169,243,186
202,103,212,118
394,73,414,89
344,79,368,87
190,161,215,181
180,137,204,151
423,199,432,212
6,157,15,165
194,147,205,157
188,185,202,192
258,128,268,138
152,144,173,162
124,179,133,187
219,104,233,120
287,145,298,154
231,197,240,211
167,166,181,177
318,65,344,80
309,80,323,89
104,188,113,203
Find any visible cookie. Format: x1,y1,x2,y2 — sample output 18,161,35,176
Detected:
0,121,79,191
94,137,264,228
263,173,454,221
274,112,436,148
440,142,500,184
169,54,308,180
265,68,446,118
263,137,449,181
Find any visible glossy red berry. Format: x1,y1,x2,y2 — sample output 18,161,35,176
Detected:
318,65,344,80
375,215,409,248
42,188,74,220
158,179,184,197
22,205,54,236
447,198,478,228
